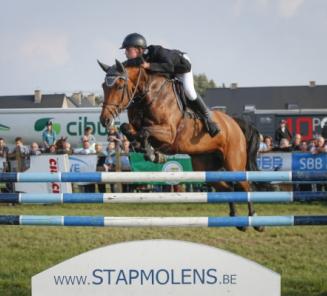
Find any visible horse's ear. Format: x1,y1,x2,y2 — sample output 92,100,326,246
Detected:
97,60,110,73
115,59,125,74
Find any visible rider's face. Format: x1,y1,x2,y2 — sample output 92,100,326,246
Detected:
125,47,142,59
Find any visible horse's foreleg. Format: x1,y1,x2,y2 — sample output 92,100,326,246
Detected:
142,125,176,146
140,129,156,162
139,124,176,161
120,123,162,161
120,123,138,141
120,123,144,152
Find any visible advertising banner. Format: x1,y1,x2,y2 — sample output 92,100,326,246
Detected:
257,152,327,171
32,240,280,296
15,154,71,193
69,155,98,185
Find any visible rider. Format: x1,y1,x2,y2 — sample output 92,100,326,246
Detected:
120,33,220,137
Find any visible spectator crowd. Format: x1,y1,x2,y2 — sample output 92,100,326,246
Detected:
258,119,327,154
0,120,132,176
1,119,327,194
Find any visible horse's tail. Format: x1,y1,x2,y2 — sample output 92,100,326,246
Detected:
233,117,272,191
233,117,260,171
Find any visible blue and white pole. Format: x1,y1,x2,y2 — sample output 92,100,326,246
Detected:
1,171,327,183
0,191,326,204
0,215,326,227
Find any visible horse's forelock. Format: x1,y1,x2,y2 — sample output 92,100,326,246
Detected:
104,65,127,87
106,65,119,76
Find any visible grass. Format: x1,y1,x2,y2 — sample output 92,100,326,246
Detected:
0,202,326,295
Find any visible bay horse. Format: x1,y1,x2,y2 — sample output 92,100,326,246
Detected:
98,59,264,232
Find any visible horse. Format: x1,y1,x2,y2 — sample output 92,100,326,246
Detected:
98,59,264,232
55,137,73,155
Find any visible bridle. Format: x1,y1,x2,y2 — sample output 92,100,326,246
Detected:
102,66,170,125
102,67,144,119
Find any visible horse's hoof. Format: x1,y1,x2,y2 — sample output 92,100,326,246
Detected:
144,153,156,162
236,226,248,232
250,211,265,232
154,152,167,163
254,226,265,232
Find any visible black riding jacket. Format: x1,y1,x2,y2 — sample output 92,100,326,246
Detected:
143,45,191,75
275,127,292,144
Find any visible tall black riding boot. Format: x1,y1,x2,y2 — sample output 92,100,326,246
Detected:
190,96,220,137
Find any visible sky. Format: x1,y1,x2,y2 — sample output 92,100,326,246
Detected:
0,0,326,95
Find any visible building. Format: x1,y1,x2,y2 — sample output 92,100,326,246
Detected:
204,83,327,140
0,90,99,109
204,82,327,116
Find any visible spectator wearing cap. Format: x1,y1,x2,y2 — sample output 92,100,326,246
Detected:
42,121,57,151
275,120,292,145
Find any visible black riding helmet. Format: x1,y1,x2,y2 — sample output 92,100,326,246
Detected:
120,33,147,49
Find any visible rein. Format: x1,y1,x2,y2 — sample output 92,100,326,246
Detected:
103,67,170,117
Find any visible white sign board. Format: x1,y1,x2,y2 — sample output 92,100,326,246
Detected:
257,152,292,171
32,240,280,296
15,154,71,193
69,154,97,185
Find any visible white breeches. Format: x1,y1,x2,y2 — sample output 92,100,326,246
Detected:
176,54,198,101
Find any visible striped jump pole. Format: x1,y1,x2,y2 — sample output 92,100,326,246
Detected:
0,215,326,227
1,191,327,204
1,171,327,183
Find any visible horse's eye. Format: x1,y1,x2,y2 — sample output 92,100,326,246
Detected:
117,85,124,90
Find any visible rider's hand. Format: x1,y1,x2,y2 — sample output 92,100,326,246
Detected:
141,62,150,69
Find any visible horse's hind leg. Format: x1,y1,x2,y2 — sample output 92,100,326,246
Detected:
225,152,264,232
191,153,248,232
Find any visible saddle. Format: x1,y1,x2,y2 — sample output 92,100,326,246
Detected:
172,79,199,119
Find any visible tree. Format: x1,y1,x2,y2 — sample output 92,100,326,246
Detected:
193,73,217,97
